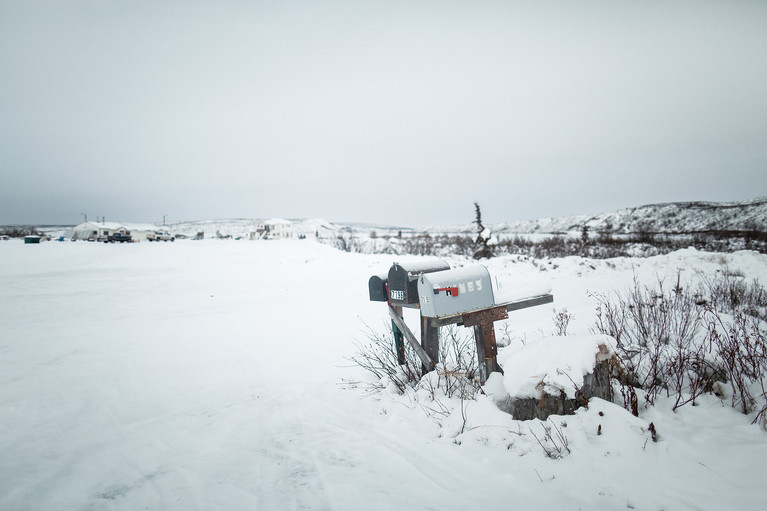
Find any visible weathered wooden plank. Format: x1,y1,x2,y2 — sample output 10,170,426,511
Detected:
391,306,406,365
388,305,435,371
428,294,554,327
480,322,499,358
473,325,487,384
473,321,504,384
462,306,508,328
420,314,440,374
504,293,554,312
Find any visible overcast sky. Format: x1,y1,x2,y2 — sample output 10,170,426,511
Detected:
2,1,766,227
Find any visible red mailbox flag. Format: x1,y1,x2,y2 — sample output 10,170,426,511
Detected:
436,286,460,297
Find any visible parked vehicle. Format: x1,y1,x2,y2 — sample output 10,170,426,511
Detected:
106,233,132,243
147,231,175,242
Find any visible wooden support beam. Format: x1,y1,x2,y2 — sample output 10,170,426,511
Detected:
388,305,436,371
471,321,504,384
504,293,554,312
390,305,406,365
473,325,487,384
462,306,508,328
420,314,440,375
462,307,508,385
428,294,554,327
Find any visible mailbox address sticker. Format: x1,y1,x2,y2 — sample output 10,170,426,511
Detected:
390,289,405,301
433,279,485,297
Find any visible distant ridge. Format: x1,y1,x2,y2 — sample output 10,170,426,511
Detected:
18,198,767,240
428,197,767,236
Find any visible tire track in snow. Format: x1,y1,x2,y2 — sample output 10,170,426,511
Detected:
251,390,489,510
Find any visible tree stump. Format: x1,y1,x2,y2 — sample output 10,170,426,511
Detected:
492,336,616,421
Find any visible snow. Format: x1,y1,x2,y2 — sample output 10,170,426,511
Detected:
1,239,766,510
391,257,450,274
260,217,292,225
492,271,553,304
421,264,489,289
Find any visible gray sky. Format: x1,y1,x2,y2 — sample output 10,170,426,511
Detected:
2,0,766,227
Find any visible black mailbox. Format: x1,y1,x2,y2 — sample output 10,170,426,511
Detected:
387,259,450,308
368,273,388,302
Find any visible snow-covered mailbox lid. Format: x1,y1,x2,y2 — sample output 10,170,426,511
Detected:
387,259,450,307
368,273,388,302
417,265,495,318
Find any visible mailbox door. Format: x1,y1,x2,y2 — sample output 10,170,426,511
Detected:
387,264,412,305
368,274,388,302
418,265,495,318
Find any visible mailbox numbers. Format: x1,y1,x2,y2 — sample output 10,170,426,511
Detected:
390,289,405,301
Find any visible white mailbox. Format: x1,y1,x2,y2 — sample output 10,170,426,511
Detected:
417,265,496,318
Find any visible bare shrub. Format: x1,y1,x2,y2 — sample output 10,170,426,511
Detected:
437,326,481,397
591,273,704,405
552,308,574,336
348,324,481,399
698,269,767,323
529,419,570,459
497,321,523,348
592,271,767,424
347,324,422,393
706,310,767,418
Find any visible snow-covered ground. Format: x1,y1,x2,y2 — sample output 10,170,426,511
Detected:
1,239,766,510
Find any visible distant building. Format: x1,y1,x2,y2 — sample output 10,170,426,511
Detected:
72,221,128,241
123,223,160,242
253,219,294,240
71,221,159,242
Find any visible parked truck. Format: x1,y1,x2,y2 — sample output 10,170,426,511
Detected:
106,233,132,243
146,231,175,242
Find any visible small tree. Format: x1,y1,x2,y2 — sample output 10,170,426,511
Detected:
580,224,590,257
636,221,655,244
474,202,486,243
473,202,494,259
581,225,590,245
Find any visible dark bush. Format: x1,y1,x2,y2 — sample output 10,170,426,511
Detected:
592,272,767,425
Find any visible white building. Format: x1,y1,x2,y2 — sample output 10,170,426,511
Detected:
71,222,159,242
72,221,128,241
253,219,294,240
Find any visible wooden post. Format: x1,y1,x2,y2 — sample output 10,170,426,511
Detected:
391,306,406,365
473,322,504,383
463,306,508,384
473,325,487,384
420,313,439,375
388,306,436,371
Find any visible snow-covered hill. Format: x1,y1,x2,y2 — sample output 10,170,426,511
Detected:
428,197,767,236
157,218,415,240
13,197,767,242
164,218,341,239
